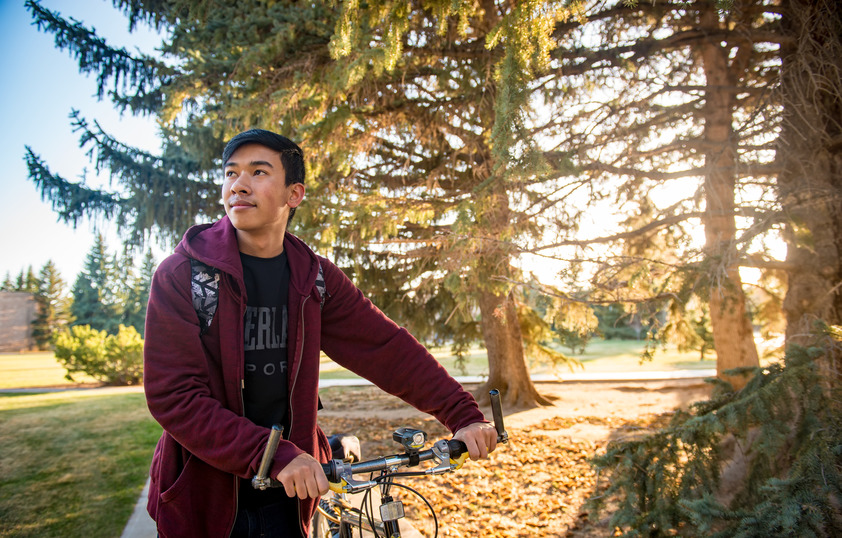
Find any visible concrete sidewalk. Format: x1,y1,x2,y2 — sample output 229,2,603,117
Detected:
122,479,153,538
120,370,716,537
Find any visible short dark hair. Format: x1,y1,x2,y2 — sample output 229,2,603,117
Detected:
222,129,306,222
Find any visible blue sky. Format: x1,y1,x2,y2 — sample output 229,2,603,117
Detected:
0,0,165,283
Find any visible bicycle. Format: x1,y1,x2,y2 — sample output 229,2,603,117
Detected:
252,389,509,537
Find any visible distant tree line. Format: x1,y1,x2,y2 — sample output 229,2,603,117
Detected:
2,233,156,348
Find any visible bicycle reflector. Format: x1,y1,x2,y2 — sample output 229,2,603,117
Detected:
393,427,427,453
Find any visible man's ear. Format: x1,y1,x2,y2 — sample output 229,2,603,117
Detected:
288,183,306,208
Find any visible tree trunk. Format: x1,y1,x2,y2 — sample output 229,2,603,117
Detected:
700,1,760,390
470,171,550,408
778,0,842,346
476,288,552,408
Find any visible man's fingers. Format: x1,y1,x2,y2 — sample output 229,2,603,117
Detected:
485,427,498,454
300,469,328,499
454,422,498,460
277,453,330,499
316,469,329,496
472,437,488,460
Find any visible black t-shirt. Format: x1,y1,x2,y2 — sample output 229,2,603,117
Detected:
241,251,290,429
238,251,297,515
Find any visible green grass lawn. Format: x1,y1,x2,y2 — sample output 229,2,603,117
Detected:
6,338,776,389
319,337,736,380
0,390,161,538
0,352,98,389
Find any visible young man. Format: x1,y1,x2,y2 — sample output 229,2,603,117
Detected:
143,129,497,537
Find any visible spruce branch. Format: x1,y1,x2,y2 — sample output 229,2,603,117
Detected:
26,0,169,115
24,147,123,227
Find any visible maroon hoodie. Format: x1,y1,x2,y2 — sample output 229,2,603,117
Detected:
143,217,485,537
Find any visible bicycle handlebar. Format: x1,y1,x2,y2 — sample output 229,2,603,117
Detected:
320,438,468,487
252,389,508,493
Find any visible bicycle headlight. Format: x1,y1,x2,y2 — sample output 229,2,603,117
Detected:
393,427,427,452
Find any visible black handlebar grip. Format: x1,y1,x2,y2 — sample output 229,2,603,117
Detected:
489,389,508,443
322,460,338,483
448,439,468,458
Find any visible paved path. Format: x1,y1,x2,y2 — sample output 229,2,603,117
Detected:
122,479,153,538
117,370,716,537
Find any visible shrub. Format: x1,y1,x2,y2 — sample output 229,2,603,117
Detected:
53,325,144,385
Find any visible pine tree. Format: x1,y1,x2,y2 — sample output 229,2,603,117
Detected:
1,272,13,291
14,266,40,293
777,0,842,344
585,3,842,533
14,270,24,291
71,234,122,333
24,0,575,406
115,248,137,327
31,260,74,349
531,0,788,387
122,249,155,336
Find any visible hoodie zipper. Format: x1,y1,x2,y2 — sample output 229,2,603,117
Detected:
225,281,312,536
291,294,308,537
228,281,247,538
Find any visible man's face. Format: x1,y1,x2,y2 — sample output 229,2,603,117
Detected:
222,143,304,238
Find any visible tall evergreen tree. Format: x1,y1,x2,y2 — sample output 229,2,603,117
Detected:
511,0,785,388
586,3,842,533
24,0,573,406
115,248,137,326
122,249,155,336
14,270,23,291
1,272,14,291
14,266,40,293
777,0,842,344
71,234,122,333
31,260,74,349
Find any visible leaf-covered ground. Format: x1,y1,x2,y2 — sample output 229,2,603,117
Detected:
317,381,710,537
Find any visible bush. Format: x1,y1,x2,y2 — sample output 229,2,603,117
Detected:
53,325,144,385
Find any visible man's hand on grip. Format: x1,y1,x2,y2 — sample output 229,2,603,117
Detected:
453,422,497,461
276,453,329,499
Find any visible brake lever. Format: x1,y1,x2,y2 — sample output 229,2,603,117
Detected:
427,439,457,475
329,460,378,493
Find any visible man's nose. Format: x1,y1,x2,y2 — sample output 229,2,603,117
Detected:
229,173,251,193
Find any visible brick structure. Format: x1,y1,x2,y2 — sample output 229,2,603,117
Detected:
0,292,37,352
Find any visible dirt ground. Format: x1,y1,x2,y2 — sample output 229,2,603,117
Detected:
316,379,713,537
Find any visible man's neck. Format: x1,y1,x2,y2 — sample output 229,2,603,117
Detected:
236,229,286,258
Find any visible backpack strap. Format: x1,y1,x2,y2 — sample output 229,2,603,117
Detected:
190,259,220,336
190,259,327,334
315,263,328,310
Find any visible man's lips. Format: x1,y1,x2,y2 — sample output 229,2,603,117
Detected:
228,198,255,208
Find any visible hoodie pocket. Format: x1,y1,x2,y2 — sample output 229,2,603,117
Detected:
160,452,196,503
150,433,194,504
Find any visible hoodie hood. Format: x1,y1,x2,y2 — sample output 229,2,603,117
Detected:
174,215,321,298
